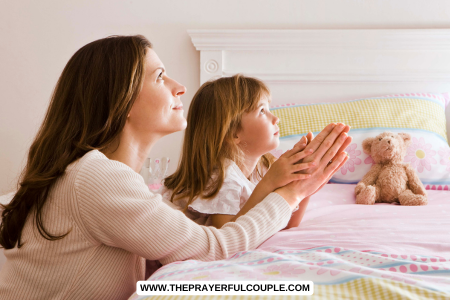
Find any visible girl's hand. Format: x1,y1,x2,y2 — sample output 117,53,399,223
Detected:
261,133,315,192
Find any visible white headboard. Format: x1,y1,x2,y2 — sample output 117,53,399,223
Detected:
188,29,450,141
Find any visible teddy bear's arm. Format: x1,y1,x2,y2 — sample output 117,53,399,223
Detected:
355,164,382,195
361,164,382,185
403,164,426,195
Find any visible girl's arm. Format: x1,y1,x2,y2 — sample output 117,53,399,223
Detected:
211,135,315,229
212,124,352,229
210,179,280,228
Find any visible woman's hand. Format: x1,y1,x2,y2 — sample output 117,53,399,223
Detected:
296,123,352,194
275,123,351,209
299,123,351,173
260,133,315,193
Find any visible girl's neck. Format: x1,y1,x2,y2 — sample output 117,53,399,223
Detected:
239,154,261,179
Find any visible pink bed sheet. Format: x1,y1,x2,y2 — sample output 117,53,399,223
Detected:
259,183,450,257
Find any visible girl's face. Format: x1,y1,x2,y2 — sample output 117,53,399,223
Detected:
235,96,280,158
127,48,187,139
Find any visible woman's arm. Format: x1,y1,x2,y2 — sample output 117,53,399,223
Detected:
284,196,310,229
75,153,293,265
75,122,350,264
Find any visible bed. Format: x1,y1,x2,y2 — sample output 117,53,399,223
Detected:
130,29,450,299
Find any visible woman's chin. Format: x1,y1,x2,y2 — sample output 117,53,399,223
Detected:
168,119,187,134
178,119,188,131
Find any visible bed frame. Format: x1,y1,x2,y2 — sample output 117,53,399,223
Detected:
188,29,450,141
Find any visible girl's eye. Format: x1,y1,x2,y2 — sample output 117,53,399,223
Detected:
157,72,164,81
260,108,265,114
379,138,382,141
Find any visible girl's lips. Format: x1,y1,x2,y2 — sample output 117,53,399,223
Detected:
173,104,183,110
274,131,279,135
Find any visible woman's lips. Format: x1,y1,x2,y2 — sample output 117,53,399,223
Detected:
274,131,279,135
173,104,183,110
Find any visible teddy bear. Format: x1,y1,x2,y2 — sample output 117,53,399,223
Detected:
354,132,427,206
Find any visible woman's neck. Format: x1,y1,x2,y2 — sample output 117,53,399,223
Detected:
102,126,159,173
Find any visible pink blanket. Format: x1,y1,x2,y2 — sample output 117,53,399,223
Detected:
128,183,450,300
259,183,450,257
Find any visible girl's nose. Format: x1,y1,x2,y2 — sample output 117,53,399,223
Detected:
273,115,279,125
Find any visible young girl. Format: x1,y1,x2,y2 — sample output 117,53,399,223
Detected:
163,74,319,229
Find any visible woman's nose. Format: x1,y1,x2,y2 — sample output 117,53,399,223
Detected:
172,80,186,97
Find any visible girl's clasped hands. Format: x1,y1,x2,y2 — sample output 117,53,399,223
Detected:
262,123,352,208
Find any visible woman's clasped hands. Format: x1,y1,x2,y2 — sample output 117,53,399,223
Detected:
262,123,352,209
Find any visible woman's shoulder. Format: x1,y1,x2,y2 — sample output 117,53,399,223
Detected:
70,150,147,199
72,150,131,172
69,150,140,183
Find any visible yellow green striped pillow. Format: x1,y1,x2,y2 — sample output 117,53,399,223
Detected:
271,93,450,189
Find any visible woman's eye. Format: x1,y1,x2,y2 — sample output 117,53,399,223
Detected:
379,138,382,141
157,72,164,81
260,108,265,114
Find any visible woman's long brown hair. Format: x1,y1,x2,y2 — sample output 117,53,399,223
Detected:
164,74,275,209
0,35,152,249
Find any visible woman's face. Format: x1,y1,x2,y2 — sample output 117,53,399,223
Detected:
127,48,187,140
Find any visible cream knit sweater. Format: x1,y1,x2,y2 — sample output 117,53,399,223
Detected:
0,150,291,299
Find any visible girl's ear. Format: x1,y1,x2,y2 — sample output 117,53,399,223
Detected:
234,133,241,145
233,129,242,145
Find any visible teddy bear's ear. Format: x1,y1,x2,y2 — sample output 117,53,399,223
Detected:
362,137,375,155
398,133,411,147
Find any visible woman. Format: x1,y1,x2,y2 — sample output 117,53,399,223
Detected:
0,35,350,299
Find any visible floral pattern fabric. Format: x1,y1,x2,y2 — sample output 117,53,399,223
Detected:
129,246,450,299
275,129,450,190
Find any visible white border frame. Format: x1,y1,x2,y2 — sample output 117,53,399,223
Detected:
189,29,450,84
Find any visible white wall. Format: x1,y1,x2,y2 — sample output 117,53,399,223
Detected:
1,0,450,194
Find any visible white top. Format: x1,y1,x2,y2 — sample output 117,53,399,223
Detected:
162,159,297,226
0,150,291,300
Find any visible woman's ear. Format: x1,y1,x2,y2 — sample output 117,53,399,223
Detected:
362,137,375,155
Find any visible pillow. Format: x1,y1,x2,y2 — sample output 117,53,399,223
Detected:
270,93,450,191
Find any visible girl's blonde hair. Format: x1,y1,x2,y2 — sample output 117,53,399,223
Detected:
164,74,276,208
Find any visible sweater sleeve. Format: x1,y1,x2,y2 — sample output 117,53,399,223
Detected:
73,154,291,265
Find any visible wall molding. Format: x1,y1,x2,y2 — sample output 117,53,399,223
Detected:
222,71,450,83
189,29,450,84
189,29,450,51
